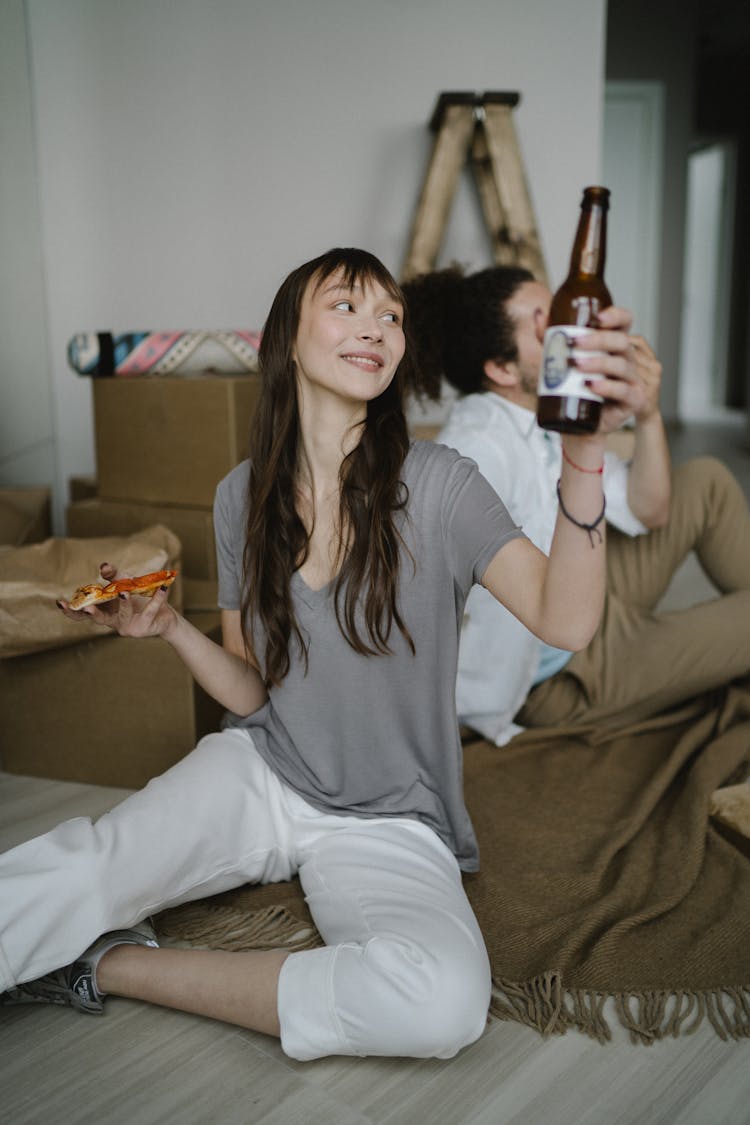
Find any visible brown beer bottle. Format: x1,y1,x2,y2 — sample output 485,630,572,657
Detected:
537,185,612,433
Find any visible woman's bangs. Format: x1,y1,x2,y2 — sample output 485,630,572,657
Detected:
311,251,404,309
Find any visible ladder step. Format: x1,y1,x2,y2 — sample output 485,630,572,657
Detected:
402,103,475,282
402,91,547,284
480,102,548,283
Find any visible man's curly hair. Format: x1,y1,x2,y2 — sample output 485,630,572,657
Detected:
403,265,534,400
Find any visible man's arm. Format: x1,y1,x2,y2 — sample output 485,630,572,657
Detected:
483,315,659,651
625,335,671,527
594,316,672,529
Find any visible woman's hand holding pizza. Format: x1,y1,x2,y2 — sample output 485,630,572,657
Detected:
57,563,179,640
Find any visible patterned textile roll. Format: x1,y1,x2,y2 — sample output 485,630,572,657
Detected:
67,330,261,377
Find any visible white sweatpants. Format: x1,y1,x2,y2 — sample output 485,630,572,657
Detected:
0,729,491,1060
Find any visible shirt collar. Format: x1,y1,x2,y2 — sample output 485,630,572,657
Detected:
480,392,540,441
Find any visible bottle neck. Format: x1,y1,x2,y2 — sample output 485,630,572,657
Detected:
568,204,607,279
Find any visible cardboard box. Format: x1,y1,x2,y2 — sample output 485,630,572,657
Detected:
69,475,98,503
409,423,443,442
67,498,217,580
185,609,222,635
0,615,226,788
93,374,260,507
183,577,219,611
0,487,52,546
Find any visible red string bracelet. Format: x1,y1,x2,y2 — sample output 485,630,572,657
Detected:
562,446,604,475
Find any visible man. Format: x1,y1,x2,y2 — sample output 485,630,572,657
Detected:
404,265,750,743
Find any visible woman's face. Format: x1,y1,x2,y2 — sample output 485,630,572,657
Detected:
292,270,405,408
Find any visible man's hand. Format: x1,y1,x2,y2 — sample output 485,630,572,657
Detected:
626,334,663,423
572,306,662,435
572,306,671,527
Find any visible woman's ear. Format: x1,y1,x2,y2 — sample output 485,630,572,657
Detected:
483,357,520,390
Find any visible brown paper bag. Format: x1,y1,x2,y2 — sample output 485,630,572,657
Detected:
0,525,181,658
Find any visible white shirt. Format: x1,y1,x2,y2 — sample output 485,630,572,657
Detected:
438,393,648,745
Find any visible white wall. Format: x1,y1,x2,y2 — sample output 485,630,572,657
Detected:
3,0,607,531
0,0,56,490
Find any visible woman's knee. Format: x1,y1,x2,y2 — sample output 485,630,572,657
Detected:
421,948,491,1056
350,934,491,1057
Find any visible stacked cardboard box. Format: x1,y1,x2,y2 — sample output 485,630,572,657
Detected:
0,522,209,787
0,615,225,788
67,374,261,611
0,374,261,788
0,487,52,547
67,497,218,611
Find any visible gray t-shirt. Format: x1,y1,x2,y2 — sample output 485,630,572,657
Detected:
214,440,524,871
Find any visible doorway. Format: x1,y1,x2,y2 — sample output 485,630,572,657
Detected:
603,81,664,351
678,139,738,420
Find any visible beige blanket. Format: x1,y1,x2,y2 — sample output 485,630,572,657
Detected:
158,678,750,1043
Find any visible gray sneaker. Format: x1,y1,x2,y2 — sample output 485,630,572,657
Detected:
0,918,159,1014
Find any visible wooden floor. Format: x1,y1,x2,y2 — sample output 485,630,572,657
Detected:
2,418,750,1125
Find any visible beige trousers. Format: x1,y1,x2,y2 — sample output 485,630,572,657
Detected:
518,457,750,729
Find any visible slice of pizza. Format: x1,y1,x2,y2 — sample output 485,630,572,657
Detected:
67,569,178,610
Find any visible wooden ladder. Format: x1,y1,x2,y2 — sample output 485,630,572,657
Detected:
401,91,548,285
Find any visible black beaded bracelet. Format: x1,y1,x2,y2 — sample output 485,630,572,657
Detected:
556,479,606,548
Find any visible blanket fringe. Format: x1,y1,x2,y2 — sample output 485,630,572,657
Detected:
488,971,567,1038
156,903,750,1045
490,977,750,1044
156,901,323,953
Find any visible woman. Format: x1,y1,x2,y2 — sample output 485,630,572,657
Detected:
0,248,642,1060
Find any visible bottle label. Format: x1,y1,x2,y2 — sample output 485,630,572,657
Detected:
538,326,604,402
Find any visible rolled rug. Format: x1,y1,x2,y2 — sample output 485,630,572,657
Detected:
67,330,261,376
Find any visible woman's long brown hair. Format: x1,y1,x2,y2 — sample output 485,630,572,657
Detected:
240,248,417,686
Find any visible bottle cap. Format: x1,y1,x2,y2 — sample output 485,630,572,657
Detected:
581,186,610,208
